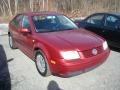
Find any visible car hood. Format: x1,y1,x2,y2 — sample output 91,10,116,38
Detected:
36,29,104,51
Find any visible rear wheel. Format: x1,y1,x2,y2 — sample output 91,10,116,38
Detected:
9,35,17,49
35,50,51,76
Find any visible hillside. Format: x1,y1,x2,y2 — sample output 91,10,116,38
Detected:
0,0,120,22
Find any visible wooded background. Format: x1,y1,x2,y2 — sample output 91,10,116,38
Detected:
0,0,120,21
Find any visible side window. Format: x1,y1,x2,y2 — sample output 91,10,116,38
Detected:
105,15,119,28
86,15,104,26
11,15,23,27
22,16,30,28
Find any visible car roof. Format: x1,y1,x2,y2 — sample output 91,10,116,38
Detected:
107,12,120,16
92,12,120,17
19,11,63,16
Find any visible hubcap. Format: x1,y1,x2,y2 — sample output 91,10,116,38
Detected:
36,54,46,73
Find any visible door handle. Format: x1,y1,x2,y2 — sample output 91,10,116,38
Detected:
102,30,105,32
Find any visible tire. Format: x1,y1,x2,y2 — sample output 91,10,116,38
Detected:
8,35,17,49
35,50,51,77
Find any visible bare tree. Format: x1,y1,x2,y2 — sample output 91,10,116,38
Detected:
14,0,18,14
30,0,33,11
7,0,12,16
1,0,120,19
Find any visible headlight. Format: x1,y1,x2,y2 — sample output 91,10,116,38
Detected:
61,51,80,60
103,41,108,50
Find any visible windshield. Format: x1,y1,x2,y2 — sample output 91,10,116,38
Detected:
32,14,78,32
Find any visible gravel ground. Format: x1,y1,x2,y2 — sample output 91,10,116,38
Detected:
0,24,8,35
0,35,120,90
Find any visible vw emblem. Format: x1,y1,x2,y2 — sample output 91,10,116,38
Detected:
92,48,98,55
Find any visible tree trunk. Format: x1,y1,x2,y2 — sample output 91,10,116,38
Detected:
7,0,13,16
30,0,33,11
15,0,18,14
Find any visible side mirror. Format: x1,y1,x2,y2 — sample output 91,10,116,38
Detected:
75,22,79,26
74,20,81,27
115,20,120,29
116,25,120,30
20,28,30,33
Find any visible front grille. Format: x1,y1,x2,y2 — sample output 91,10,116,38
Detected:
82,46,103,58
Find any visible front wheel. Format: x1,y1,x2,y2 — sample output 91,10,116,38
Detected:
9,35,17,49
35,50,51,76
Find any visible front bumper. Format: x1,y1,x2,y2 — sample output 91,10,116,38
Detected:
51,49,110,77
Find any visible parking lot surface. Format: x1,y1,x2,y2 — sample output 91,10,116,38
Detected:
0,35,120,90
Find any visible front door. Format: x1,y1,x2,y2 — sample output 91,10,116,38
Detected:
19,15,34,58
104,15,120,47
84,14,105,37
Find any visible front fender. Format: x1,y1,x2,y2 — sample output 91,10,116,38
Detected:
33,42,51,62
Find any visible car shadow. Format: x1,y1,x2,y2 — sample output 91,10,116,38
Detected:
110,46,120,53
0,44,11,90
47,80,62,90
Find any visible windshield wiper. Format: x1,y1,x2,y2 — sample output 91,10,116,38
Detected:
36,29,57,33
62,28,76,30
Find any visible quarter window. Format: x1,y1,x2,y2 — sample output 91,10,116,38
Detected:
11,15,23,27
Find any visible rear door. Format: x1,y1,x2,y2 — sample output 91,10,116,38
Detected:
19,15,34,58
83,14,105,37
9,15,23,47
104,15,120,47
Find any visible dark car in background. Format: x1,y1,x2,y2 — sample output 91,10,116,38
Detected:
74,12,120,48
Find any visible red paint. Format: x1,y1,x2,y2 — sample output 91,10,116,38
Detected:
9,12,110,76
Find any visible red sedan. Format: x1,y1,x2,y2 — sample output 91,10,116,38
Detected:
8,12,110,77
